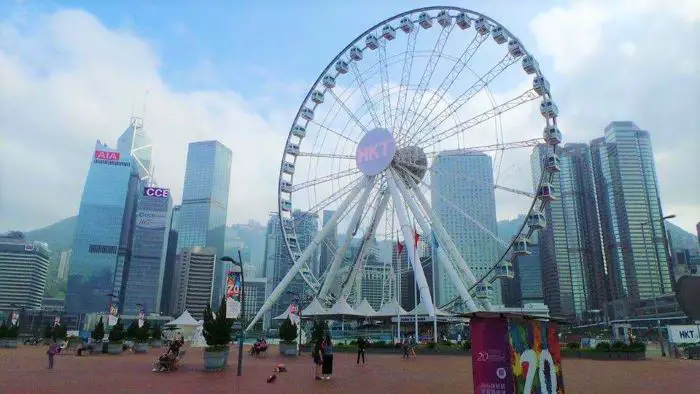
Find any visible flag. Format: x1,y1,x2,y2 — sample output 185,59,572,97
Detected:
413,227,420,250
396,234,404,257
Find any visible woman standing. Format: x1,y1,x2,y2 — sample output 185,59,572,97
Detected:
312,339,324,381
46,341,59,369
321,335,334,380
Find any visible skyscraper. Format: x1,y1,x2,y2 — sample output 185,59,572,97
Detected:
0,232,50,310
66,141,139,314
117,117,154,182
591,121,671,302
161,205,180,315
177,141,232,306
531,143,605,319
122,186,172,314
57,249,72,281
431,151,501,305
175,247,216,320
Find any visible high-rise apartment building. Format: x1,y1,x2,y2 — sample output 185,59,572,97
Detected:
122,187,172,314
431,151,501,305
590,121,671,302
242,277,267,331
361,253,393,310
0,233,50,310
177,141,232,306
531,143,605,319
57,249,72,281
175,247,216,320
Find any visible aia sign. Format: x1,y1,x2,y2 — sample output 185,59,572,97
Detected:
94,150,120,161
355,128,396,176
143,187,169,198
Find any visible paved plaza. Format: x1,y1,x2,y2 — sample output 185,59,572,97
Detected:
0,346,698,393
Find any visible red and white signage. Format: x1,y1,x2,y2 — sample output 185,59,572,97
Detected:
94,150,121,161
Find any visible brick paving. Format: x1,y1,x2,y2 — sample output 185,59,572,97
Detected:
0,345,698,393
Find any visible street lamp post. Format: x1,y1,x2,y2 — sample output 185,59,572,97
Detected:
221,251,245,377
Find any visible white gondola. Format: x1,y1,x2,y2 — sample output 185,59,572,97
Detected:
365,34,379,50
282,218,293,230
495,262,515,279
475,17,490,35
475,283,493,299
300,107,314,121
513,236,531,256
382,25,396,40
282,161,295,175
437,10,452,27
335,60,349,74
533,76,550,96
508,39,524,58
492,26,507,44
286,234,298,243
527,210,546,230
537,183,556,202
522,55,539,74
291,125,306,139
286,142,300,156
399,17,414,33
280,180,293,193
456,12,471,30
280,199,292,212
544,153,561,173
311,90,325,104
543,125,562,146
540,99,558,119
349,46,363,60
418,12,433,29
322,75,336,89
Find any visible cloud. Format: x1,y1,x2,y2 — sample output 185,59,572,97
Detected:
0,9,289,231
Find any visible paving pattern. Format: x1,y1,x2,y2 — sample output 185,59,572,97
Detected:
1,346,698,393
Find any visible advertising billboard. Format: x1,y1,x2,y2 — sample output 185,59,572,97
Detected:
225,270,242,319
135,210,167,229
94,150,121,161
143,187,170,198
667,325,700,344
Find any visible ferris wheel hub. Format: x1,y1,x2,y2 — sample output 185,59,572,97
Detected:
392,145,428,182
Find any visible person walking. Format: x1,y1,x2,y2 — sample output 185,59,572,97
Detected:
47,341,59,369
401,336,409,360
409,335,417,359
356,336,367,365
312,339,324,381
321,335,334,380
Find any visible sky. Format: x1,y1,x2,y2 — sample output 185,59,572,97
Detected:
0,0,698,234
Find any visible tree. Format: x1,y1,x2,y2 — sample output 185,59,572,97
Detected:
279,317,298,343
52,324,68,341
151,323,162,341
42,323,53,339
108,318,125,343
310,319,327,345
202,297,233,351
0,321,7,339
126,320,139,340
91,317,105,342
136,320,151,343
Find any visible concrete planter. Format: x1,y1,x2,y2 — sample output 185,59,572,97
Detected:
107,343,123,355
0,339,8,348
5,338,18,348
133,342,149,353
279,341,298,356
203,350,228,371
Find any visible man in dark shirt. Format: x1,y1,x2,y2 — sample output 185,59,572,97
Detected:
356,336,367,365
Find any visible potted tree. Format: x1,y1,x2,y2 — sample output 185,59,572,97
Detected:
126,320,139,350
42,323,53,345
150,324,163,348
133,320,150,353
91,317,106,353
202,299,233,371
52,323,68,344
0,321,7,348
107,319,125,354
278,317,299,356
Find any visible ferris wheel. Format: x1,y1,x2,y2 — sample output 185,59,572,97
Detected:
247,6,561,331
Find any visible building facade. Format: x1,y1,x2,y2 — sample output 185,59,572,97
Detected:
590,122,672,303
0,233,50,311
242,277,267,331
175,247,216,320
161,205,180,315
318,210,337,277
430,151,501,305
177,141,232,306
57,249,72,281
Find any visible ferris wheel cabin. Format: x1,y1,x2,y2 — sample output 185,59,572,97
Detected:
475,17,490,35
350,46,364,60
475,283,493,299
537,183,556,202
282,218,293,231
279,180,293,193
282,161,296,175
522,55,539,74
513,236,532,256
544,153,561,173
492,26,507,44
495,262,515,280
528,210,547,230
311,90,325,104
382,25,397,40
335,60,349,74
543,125,563,146
456,12,472,30
399,17,414,33
418,12,433,29
291,125,306,139
322,75,336,89
280,199,292,212
437,10,452,27
508,40,524,58
533,76,550,96
300,107,315,121
286,142,300,156
365,34,379,50
539,99,559,119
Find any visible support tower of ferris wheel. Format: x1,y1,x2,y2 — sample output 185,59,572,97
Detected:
246,6,562,331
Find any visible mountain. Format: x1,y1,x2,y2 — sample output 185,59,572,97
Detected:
667,222,699,253
24,216,77,253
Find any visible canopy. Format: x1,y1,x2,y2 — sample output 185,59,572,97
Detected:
301,298,332,317
353,299,377,317
328,297,363,317
407,302,450,316
165,310,201,327
273,304,295,321
374,299,408,317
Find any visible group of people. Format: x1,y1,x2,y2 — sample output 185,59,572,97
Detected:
250,338,269,356
153,334,185,372
401,335,417,360
312,335,334,380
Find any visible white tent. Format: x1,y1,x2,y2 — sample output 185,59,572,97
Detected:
328,297,363,317
165,310,201,327
301,298,332,317
273,304,295,321
374,299,408,317
354,299,377,318
408,302,450,316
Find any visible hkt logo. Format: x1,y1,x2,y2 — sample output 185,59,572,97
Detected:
356,140,392,164
143,187,170,198
679,330,696,339
94,150,121,161
355,128,396,176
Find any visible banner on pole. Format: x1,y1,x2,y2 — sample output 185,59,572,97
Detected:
137,307,146,328
108,303,119,326
11,311,19,326
225,270,242,319
289,303,300,327
54,316,61,327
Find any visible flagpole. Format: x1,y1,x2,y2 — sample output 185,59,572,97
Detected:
413,223,418,342
396,231,402,343
431,231,438,344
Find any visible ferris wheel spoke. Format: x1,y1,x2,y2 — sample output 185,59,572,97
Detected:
412,53,520,146
377,42,393,127
291,168,360,192
350,62,382,128
305,177,363,216
418,89,540,149
326,89,370,133
308,120,360,145
396,23,455,142
402,31,489,144
393,27,418,132
296,151,355,160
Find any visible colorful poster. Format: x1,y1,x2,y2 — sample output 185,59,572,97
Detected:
11,311,19,326
508,319,565,394
54,316,61,327
289,303,300,327
471,317,514,394
225,270,242,319
108,303,119,326
137,308,146,328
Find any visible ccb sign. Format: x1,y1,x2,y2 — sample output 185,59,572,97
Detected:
143,187,170,198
